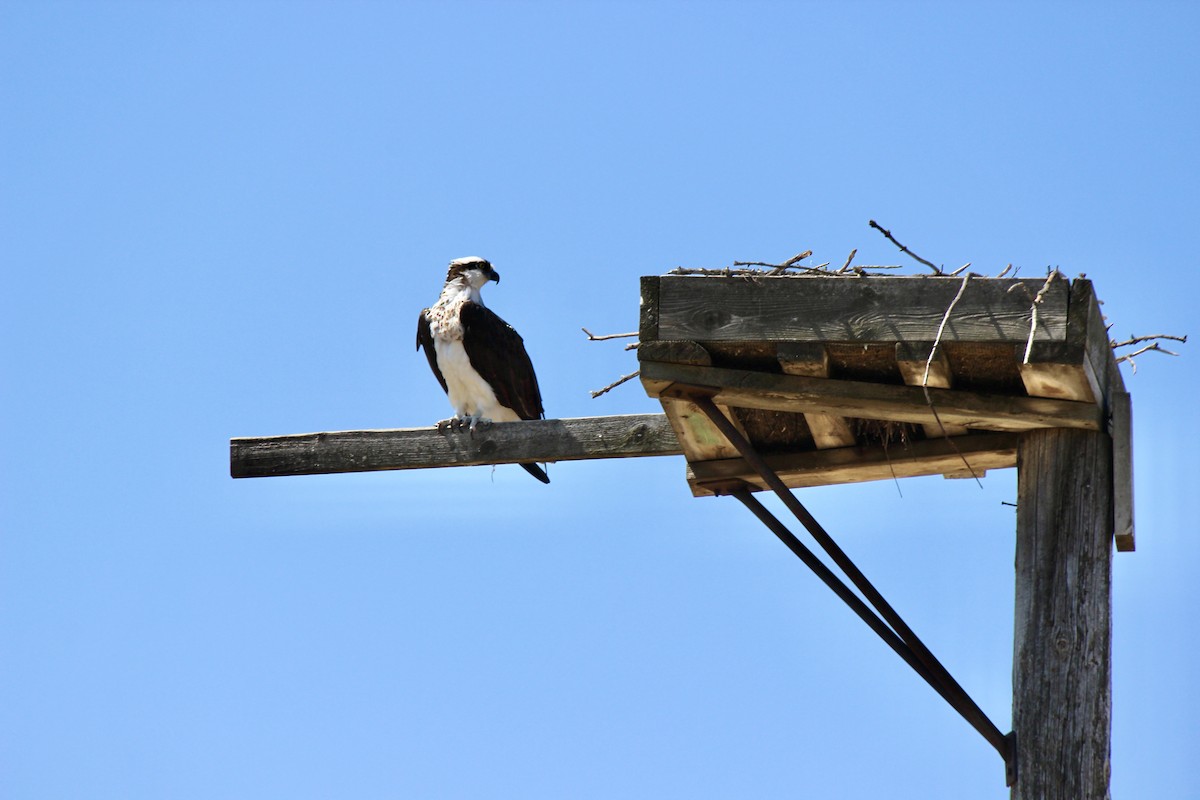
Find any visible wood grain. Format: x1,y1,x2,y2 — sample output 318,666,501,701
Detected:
1013,428,1113,799
231,414,682,478
688,433,1018,495
660,398,746,461
895,342,970,437
653,276,1068,344
777,342,857,448
641,361,1103,433
1112,391,1135,552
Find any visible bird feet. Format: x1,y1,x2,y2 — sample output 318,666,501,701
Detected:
435,414,493,436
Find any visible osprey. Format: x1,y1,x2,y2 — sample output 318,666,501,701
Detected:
416,256,550,484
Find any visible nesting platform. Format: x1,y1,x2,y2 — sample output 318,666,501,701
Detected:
638,273,1133,550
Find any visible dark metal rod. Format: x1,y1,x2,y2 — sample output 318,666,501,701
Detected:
732,491,1008,762
733,490,961,702
690,393,1010,760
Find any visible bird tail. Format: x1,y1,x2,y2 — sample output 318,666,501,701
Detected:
520,462,550,484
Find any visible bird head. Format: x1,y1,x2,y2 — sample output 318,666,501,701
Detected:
445,256,500,290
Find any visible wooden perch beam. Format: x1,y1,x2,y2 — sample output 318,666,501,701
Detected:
230,414,682,479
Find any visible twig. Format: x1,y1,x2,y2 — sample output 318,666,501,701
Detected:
1112,333,1186,372
1115,342,1181,370
923,274,972,388
590,370,640,398
1119,342,1181,359
1019,270,1061,364
882,435,903,498
868,219,942,274
669,264,902,278
839,249,857,273
1111,333,1187,350
923,274,982,487
733,257,831,276
581,327,638,341
671,266,758,277
768,251,812,275
732,250,812,271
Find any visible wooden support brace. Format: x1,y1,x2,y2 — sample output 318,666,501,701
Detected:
1111,392,1135,552
636,340,749,461
642,361,1103,433
1018,343,1100,403
1017,279,1106,404
661,398,748,461
777,342,857,449
687,433,1018,496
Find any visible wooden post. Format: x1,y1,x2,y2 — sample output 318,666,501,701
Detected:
1013,428,1113,798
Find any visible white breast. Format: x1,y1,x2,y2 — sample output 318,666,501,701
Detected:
433,337,520,422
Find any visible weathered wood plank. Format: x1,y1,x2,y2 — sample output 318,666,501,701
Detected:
661,398,745,461
641,361,1103,433
230,414,682,478
687,433,1018,495
637,340,713,367
1019,278,1103,403
1080,278,1121,408
639,275,661,343
1018,355,1097,403
776,342,832,377
637,339,713,396
1013,428,1113,799
796,410,857,449
777,342,857,449
1112,391,1135,551
653,276,1068,344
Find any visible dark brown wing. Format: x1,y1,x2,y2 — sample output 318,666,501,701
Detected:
459,302,544,420
416,310,448,394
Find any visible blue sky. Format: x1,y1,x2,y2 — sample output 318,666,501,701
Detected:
2,1,1197,797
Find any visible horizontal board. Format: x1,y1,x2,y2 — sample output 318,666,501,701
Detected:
641,361,1102,434
231,414,682,478
650,275,1068,344
688,433,1019,495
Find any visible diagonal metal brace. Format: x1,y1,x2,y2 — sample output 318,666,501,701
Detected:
679,389,1015,783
